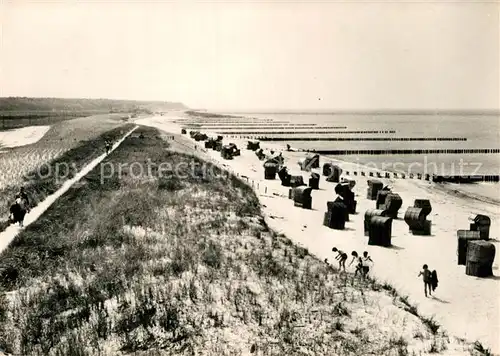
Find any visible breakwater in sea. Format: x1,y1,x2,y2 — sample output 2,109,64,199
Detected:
185,122,339,126
186,125,348,129
184,121,301,125
328,169,500,183
313,148,499,155
433,175,500,183
258,137,467,142
213,130,396,135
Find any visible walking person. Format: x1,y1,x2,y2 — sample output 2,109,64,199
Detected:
15,187,30,210
418,264,433,297
105,139,112,155
11,187,30,227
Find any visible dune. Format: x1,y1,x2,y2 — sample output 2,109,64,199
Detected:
138,114,500,354
0,125,51,149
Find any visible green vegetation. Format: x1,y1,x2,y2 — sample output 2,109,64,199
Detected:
0,127,470,355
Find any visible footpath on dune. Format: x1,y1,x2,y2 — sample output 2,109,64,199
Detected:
137,115,500,355
0,126,138,255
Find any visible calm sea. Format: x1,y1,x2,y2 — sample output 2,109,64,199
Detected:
219,113,500,176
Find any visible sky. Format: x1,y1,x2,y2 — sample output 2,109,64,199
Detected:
0,1,498,111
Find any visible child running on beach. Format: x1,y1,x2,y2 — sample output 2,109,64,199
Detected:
418,264,432,297
332,247,348,272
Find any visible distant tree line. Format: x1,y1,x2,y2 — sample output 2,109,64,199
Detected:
0,97,186,113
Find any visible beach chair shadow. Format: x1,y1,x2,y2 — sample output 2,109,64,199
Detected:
431,296,450,304
482,275,500,281
408,232,435,238
387,244,404,251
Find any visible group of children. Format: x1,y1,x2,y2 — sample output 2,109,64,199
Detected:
326,247,438,297
327,247,373,278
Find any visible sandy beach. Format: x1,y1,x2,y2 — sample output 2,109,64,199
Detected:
138,114,500,354
0,126,51,149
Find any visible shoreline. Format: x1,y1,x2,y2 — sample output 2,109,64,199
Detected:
141,113,499,353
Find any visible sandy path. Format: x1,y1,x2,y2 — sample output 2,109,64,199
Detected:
0,125,138,255
139,115,500,354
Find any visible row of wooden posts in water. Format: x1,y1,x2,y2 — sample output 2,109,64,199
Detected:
254,142,500,183
257,136,468,142
214,130,397,135
184,125,349,130
183,131,497,278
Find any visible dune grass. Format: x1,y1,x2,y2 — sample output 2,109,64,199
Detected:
0,127,472,355
0,118,135,232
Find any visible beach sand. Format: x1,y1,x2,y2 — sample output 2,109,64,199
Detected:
0,125,51,149
138,114,500,354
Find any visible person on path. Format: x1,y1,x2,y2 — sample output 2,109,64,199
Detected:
332,247,348,272
15,187,30,212
11,187,30,227
105,139,112,155
418,264,433,297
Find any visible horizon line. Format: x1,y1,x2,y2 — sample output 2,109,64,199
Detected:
196,108,500,115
